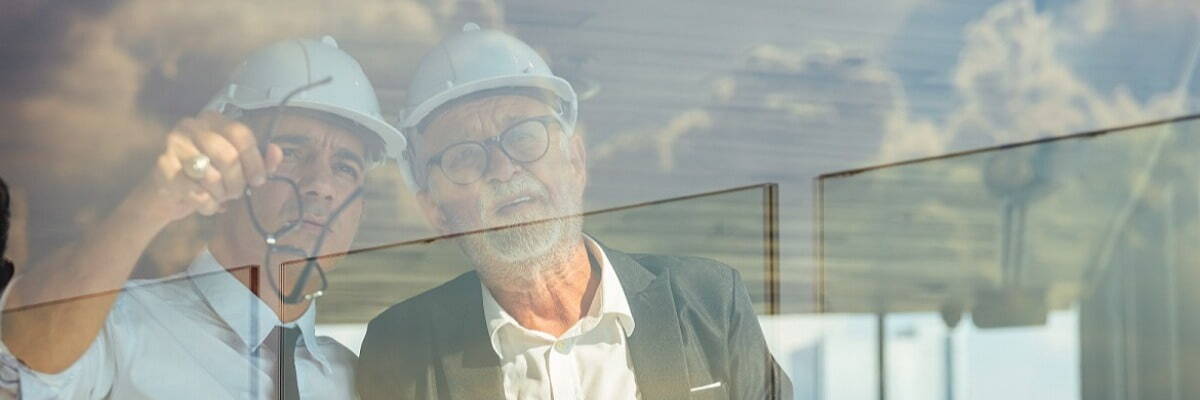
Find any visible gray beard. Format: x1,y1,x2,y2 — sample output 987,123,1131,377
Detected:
467,213,583,288
481,212,574,263
442,177,585,288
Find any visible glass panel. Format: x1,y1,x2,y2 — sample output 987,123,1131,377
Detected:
2,1,1198,398
820,117,1197,314
820,116,1200,399
320,183,777,335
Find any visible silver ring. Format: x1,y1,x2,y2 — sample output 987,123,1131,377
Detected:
183,155,210,180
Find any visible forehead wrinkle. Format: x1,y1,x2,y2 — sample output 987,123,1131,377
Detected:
437,96,552,138
441,98,504,138
479,97,528,130
274,118,365,158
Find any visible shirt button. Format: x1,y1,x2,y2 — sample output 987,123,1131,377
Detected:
554,341,569,353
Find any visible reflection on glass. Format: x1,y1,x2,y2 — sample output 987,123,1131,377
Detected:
333,181,788,399
3,0,1197,398
321,183,779,326
819,115,1200,399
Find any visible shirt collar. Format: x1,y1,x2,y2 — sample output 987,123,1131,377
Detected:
480,236,636,357
185,248,332,372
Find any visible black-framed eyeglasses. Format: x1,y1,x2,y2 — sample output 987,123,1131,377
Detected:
421,115,562,187
240,76,365,304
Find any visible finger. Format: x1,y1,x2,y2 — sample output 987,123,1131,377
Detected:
154,152,181,190
199,165,228,203
174,117,210,139
159,147,205,195
189,190,220,216
204,112,267,186
166,133,227,201
193,130,246,201
156,152,192,196
264,143,283,174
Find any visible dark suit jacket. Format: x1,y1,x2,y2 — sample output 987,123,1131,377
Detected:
357,245,793,400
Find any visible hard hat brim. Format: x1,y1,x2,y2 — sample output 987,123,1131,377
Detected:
208,99,407,162
401,74,576,131
286,100,408,160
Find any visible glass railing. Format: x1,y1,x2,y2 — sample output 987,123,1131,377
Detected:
3,1,1198,398
818,115,1200,399
318,183,779,337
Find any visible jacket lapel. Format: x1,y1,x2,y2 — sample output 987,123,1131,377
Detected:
431,272,504,400
607,248,692,400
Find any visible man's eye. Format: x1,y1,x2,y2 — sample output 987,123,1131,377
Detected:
443,145,484,170
445,153,469,169
280,147,300,160
336,163,360,179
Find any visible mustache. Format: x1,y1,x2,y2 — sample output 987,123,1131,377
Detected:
478,175,549,214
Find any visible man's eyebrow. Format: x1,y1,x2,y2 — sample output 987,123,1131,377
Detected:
335,148,366,171
270,134,364,170
491,114,550,134
496,113,525,127
496,106,555,127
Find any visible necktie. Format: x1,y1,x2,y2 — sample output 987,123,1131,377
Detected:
268,326,302,400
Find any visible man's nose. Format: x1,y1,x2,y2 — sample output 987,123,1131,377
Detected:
482,142,519,183
297,157,336,209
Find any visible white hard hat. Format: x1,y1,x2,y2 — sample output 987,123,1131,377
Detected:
399,23,578,189
205,36,405,165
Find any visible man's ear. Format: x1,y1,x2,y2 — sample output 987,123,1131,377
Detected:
417,189,452,235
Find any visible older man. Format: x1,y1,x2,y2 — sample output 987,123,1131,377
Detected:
357,24,791,400
0,36,405,399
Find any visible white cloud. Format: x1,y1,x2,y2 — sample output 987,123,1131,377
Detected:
0,0,440,270
2,0,438,184
878,0,1195,163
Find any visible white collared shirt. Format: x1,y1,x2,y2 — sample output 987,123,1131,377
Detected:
0,249,357,399
482,237,641,400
